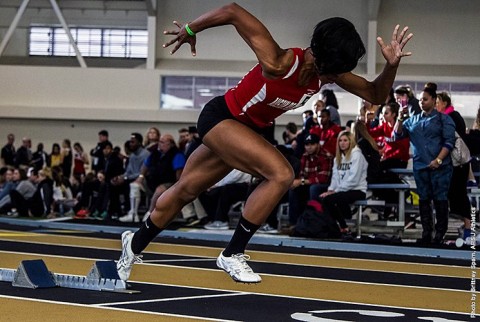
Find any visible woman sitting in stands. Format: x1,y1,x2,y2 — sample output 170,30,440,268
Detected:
320,131,368,236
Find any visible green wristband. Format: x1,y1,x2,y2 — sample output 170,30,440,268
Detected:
185,24,195,37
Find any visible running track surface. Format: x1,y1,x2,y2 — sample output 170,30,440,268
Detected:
0,223,477,321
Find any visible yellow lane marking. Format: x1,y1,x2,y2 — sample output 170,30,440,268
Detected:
0,230,474,278
0,232,40,237
0,296,210,322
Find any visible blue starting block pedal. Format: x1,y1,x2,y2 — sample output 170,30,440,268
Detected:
12,259,56,289
0,259,139,293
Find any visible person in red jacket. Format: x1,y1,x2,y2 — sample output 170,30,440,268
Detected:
367,101,410,219
288,133,332,226
117,3,413,284
368,102,410,169
310,109,342,159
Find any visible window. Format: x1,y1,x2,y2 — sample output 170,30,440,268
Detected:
161,76,241,110
29,26,148,58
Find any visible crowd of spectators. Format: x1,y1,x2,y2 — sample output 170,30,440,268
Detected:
1,85,479,245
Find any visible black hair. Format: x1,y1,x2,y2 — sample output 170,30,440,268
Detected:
130,132,143,145
394,85,414,99
321,89,339,109
285,122,297,134
303,110,314,117
424,82,438,92
422,86,437,100
386,101,400,118
310,17,365,75
345,119,355,129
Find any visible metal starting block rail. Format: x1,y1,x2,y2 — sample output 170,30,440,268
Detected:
0,259,139,294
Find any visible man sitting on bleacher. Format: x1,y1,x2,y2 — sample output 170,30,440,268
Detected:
288,134,331,226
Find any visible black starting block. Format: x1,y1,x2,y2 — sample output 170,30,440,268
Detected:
0,259,139,293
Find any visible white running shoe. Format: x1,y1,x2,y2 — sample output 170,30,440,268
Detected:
216,253,261,283
116,230,142,281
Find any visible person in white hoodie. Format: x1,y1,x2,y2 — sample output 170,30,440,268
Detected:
320,131,368,234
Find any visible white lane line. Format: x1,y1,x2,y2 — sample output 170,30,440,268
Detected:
96,291,249,307
0,294,240,322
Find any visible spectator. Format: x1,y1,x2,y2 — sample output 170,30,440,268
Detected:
15,137,32,169
73,171,97,217
90,130,111,174
394,86,455,245
31,143,48,171
288,133,331,226
102,141,125,220
0,167,10,190
4,168,37,216
118,133,151,223
367,102,410,219
184,126,202,159
48,166,76,218
282,122,298,148
72,142,89,184
25,167,54,218
49,143,62,168
294,111,316,158
436,91,472,239
138,134,186,222
89,171,108,219
144,127,161,152
178,127,190,154
60,139,73,180
310,109,342,158
320,89,341,126
320,131,368,236
0,167,15,210
368,102,410,169
394,85,421,117
1,133,16,167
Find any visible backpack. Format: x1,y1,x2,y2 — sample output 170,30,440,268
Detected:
293,202,341,239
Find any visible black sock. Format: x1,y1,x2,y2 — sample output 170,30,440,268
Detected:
131,217,162,254
223,216,260,257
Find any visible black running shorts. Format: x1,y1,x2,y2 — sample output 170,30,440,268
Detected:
197,95,236,139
